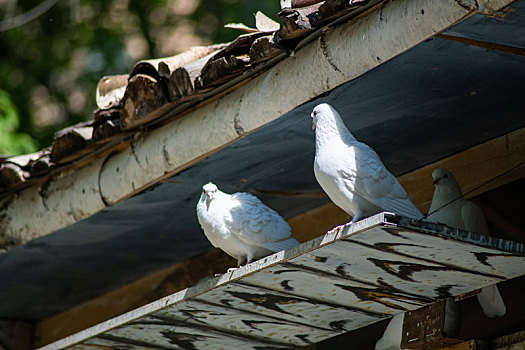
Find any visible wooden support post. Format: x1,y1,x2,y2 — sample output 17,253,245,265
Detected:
401,300,463,349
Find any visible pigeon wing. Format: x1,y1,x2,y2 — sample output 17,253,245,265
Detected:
226,193,298,252
340,143,422,218
461,201,490,235
460,200,506,317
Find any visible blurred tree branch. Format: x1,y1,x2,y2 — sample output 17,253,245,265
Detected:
0,0,59,32
0,0,279,155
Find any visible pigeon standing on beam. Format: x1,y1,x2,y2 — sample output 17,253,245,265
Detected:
311,103,423,226
428,168,506,318
196,182,299,267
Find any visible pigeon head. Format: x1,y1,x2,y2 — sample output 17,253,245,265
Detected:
311,103,335,130
432,168,462,194
311,103,354,139
202,182,218,200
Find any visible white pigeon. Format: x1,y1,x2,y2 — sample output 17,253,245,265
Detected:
428,168,506,318
196,182,299,267
311,103,422,224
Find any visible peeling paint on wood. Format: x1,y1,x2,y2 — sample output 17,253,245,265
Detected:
153,299,328,346
38,213,525,350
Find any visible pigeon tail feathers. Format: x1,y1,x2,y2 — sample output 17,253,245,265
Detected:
259,236,299,253
477,284,506,317
375,313,404,350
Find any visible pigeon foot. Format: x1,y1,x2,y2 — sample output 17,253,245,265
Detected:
327,224,346,234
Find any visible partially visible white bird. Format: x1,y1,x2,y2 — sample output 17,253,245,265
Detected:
375,313,404,350
428,168,506,318
375,301,461,350
311,103,422,224
196,182,299,267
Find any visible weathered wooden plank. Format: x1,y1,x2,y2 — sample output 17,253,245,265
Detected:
196,281,386,333
154,298,331,346
289,240,502,299
394,217,524,253
104,316,292,350
347,226,525,279
72,336,165,350
239,263,428,314
37,213,525,350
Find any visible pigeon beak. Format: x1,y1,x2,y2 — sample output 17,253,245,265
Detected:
432,178,440,185
312,117,316,130
204,191,214,209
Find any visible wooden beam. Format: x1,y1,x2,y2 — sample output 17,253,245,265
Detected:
401,300,463,349
289,127,525,243
0,0,478,251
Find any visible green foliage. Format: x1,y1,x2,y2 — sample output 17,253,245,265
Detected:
0,90,39,155
0,0,279,154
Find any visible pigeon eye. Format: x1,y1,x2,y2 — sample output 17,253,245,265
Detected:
313,110,317,117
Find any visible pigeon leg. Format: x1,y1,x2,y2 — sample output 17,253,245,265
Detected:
350,214,361,224
237,256,247,267
327,224,346,234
